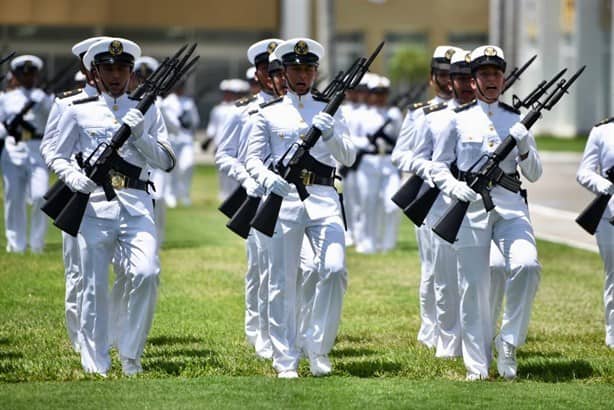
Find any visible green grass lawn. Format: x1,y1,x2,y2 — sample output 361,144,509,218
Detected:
535,134,588,153
1,165,613,409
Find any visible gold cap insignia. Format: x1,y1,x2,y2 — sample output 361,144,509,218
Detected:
444,48,456,61
267,41,278,54
484,46,497,57
465,53,472,63
294,40,309,56
109,40,123,56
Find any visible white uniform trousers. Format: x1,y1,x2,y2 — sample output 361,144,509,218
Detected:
489,244,507,333
62,232,81,352
416,224,436,347
455,212,540,377
595,218,614,347
245,231,260,347
168,141,194,206
342,171,359,246
1,149,48,252
254,229,273,358
432,233,461,357
77,202,159,374
268,214,347,373
297,237,318,352
376,168,400,252
150,169,168,248
354,157,380,253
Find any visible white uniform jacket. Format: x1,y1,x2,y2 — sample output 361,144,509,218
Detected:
431,99,542,229
246,91,356,222
577,120,614,219
49,93,174,220
0,86,54,165
161,93,200,145
392,96,447,172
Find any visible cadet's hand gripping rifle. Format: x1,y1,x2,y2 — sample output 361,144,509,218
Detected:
249,41,385,237
432,65,585,244
42,44,199,236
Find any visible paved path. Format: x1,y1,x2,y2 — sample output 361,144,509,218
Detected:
526,152,598,252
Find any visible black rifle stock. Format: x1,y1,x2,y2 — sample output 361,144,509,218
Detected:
433,66,585,244
219,185,247,218
402,69,568,227
391,174,424,210
575,167,614,235
226,195,261,239
43,44,199,236
250,42,385,237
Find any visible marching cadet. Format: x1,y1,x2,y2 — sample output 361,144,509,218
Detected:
392,46,459,349
215,38,283,359
162,79,200,207
246,66,260,95
576,116,614,349
430,45,541,380
41,36,108,353
246,38,356,378
0,55,54,253
408,50,508,359
47,37,174,376
353,74,402,253
206,79,248,201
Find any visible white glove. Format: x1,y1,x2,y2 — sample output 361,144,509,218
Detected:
450,180,479,202
424,167,436,188
312,112,335,141
262,171,291,197
510,122,530,153
4,136,29,166
29,89,47,104
122,108,145,139
594,176,614,195
65,171,97,194
242,177,266,197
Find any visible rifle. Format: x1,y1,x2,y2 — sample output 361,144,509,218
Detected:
390,82,428,109
41,44,199,236
249,41,385,237
339,117,393,178
576,167,614,235
432,65,585,244
402,68,568,227
502,54,537,94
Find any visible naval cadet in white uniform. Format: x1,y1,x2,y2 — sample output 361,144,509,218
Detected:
245,38,355,378
0,55,54,253
48,38,174,376
577,116,614,349
41,36,108,353
431,45,541,380
392,46,460,349
215,38,282,358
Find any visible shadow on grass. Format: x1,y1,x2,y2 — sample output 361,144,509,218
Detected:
517,350,564,359
336,358,403,377
336,334,372,344
161,240,202,250
0,351,23,360
522,358,595,382
0,337,9,345
330,347,378,358
148,348,216,359
145,351,222,375
148,335,204,346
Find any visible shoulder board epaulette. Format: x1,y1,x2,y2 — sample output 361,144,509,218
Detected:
259,96,283,109
454,99,477,113
72,95,98,105
498,101,521,115
423,102,447,115
312,93,330,103
57,88,82,99
595,117,614,127
248,109,259,116
409,100,429,111
235,94,257,107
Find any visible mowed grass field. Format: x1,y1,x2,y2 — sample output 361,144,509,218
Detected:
1,165,613,409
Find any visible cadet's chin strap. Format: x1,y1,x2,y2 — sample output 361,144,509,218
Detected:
92,64,131,98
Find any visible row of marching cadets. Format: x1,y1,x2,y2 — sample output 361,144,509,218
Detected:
391,44,542,380
340,73,403,254
216,36,356,378
37,36,180,377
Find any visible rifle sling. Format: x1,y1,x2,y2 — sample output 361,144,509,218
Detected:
287,152,336,187
459,170,521,193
